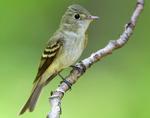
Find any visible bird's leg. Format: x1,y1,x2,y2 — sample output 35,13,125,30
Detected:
58,72,72,89
58,72,65,80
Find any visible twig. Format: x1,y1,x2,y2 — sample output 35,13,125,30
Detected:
47,0,144,118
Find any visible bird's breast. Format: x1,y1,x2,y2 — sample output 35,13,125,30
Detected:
59,31,85,68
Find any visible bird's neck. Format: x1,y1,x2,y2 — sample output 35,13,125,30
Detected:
60,23,89,35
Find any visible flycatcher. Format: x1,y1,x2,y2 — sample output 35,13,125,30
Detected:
19,4,99,115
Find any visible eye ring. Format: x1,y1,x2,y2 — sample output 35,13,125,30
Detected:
74,14,80,19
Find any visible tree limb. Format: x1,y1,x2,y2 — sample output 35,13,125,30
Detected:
47,0,144,118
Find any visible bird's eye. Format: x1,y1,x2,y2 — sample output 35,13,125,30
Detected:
74,14,80,19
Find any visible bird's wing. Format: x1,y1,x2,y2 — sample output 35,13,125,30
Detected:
33,38,63,83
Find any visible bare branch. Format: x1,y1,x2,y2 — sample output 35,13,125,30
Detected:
47,0,144,118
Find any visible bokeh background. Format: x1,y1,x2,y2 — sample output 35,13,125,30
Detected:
0,0,149,118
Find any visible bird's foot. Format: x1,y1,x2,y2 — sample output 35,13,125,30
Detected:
70,63,86,74
58,73,72,90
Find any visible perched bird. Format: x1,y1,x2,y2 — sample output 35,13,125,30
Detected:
19,4,99,115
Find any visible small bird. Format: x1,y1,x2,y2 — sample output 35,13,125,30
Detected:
19,4,99,115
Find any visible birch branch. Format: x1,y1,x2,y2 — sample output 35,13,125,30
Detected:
47,0,144,118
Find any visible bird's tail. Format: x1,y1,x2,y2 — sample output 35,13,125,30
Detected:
19,79,44,115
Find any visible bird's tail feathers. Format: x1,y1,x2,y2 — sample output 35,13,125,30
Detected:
19,80,43,115
19,73,57,115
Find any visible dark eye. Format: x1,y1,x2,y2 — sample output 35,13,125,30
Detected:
74,14,80,19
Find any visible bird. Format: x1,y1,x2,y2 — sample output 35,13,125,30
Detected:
19,4,99,115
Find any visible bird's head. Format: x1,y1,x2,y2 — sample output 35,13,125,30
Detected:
60,4,99,33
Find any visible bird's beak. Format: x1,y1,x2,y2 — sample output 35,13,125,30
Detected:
88,15,99,20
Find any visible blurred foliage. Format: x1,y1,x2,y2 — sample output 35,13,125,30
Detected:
0,0,149,118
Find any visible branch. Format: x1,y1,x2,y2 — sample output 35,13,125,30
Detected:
47,0,144,118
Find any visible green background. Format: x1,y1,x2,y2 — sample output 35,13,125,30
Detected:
0,0,149,118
